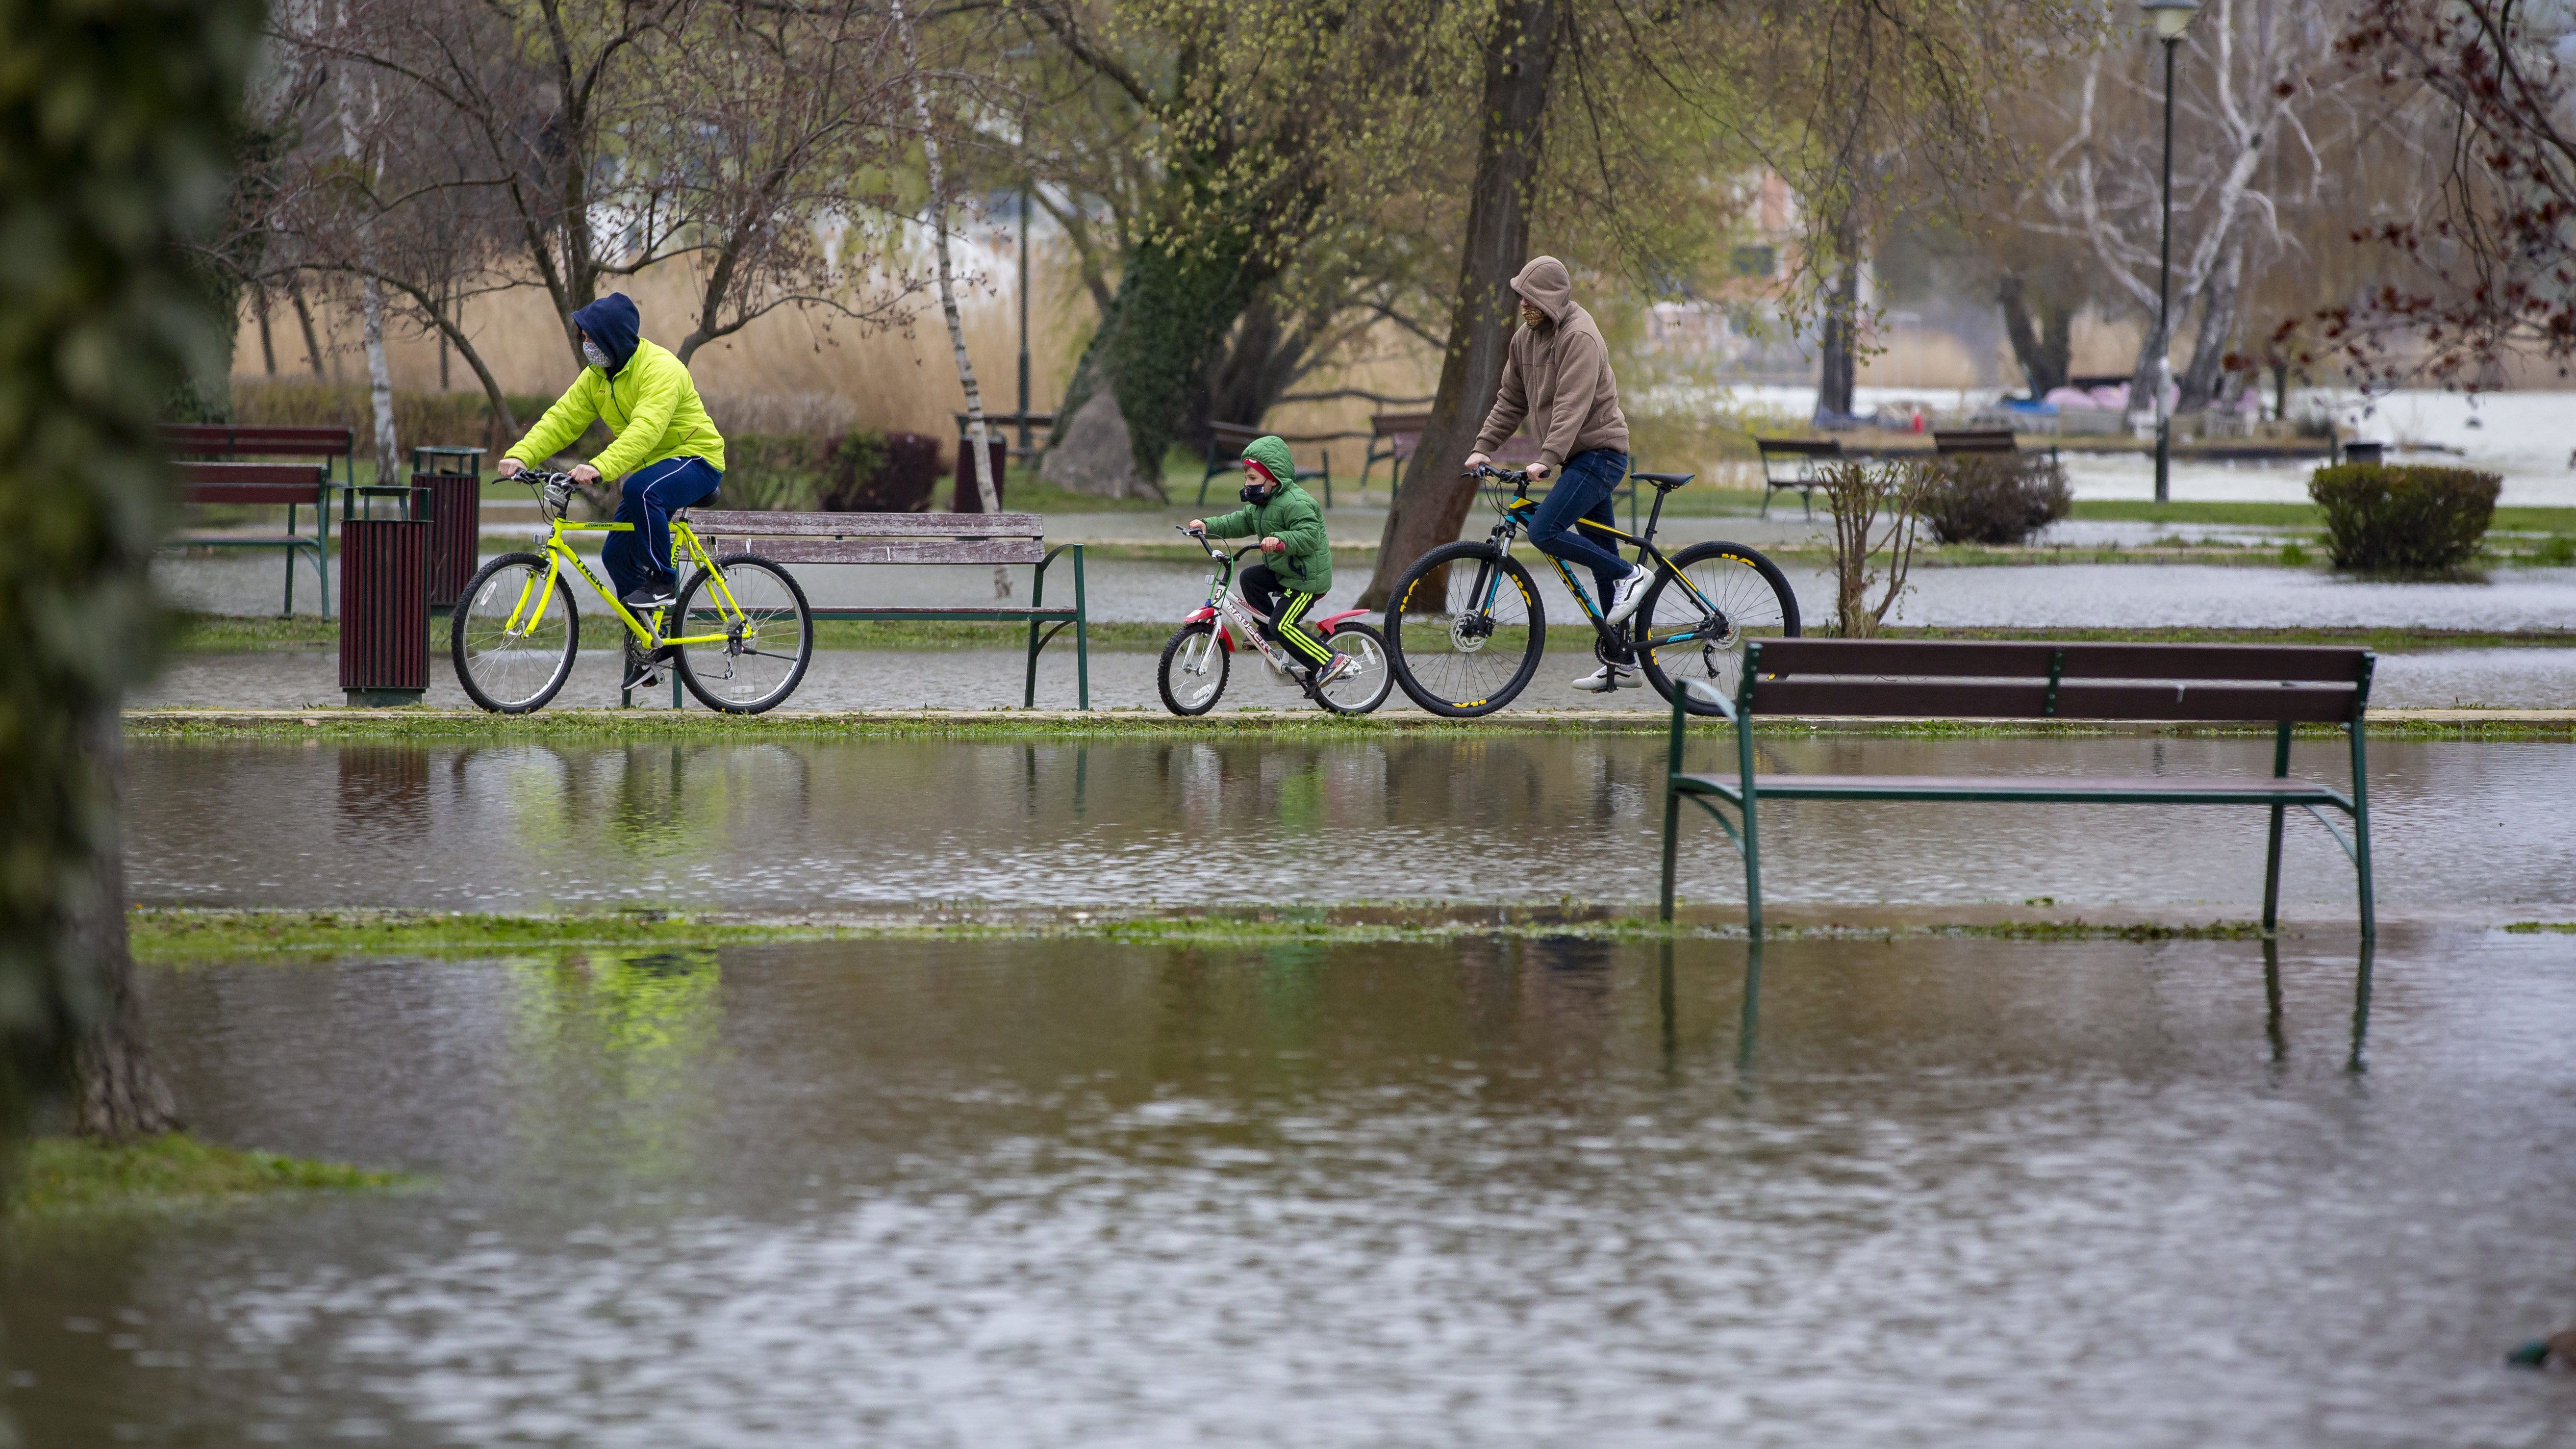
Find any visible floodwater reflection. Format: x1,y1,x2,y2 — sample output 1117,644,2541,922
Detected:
126,734,2576,917
10,930,2571,1446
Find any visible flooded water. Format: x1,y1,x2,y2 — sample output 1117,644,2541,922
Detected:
9,930,2576,1446
124,735,2576,919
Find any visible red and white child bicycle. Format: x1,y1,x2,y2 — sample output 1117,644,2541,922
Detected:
1158,525,1394,716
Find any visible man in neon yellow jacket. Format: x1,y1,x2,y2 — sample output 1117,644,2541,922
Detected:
496,293,727,626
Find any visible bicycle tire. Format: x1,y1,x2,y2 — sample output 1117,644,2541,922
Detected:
1312,620,1395,716
1383,541,1545,717
1157,619,1230,715
1635,540,1801,716
452,552,580,713
672,554,813,714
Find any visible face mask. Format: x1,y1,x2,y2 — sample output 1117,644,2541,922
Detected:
581,337,612,369
1238,480,1271,506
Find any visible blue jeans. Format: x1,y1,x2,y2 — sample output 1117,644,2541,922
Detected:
603,455,722,598
1529,448,1633,608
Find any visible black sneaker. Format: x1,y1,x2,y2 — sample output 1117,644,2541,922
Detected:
622,582,676,611
622,640,661,691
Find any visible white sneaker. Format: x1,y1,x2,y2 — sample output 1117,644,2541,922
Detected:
1602,568,1651,625
1572,662,1640,692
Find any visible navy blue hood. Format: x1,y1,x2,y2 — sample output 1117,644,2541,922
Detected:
572,292,641,375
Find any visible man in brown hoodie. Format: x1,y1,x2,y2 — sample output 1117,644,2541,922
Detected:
1463,254,1645,691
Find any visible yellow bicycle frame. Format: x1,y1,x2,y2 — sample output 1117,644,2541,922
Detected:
497,513,755,650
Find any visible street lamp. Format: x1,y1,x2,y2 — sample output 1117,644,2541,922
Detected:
2143,0,2198,504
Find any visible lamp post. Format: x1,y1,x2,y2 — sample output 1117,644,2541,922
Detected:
2143,0,2198,505
1017,178,1032,453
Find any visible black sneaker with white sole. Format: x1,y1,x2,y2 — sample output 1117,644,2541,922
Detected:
621,582,677,612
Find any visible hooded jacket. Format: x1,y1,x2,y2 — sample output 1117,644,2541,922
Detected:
505,293,728,479
1473,255,1629,469
1200,435,1331,594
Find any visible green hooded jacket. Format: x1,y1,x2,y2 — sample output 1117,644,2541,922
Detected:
1201,434,1330,594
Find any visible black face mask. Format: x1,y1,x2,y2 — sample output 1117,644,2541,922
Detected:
1239,481,1272,505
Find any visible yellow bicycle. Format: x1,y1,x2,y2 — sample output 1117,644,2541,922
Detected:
450,470,814,713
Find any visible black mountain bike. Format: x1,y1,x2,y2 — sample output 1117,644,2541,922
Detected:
1382,465,1800,717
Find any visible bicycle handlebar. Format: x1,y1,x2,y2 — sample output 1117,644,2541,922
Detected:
1464,462,1533,488
1176,524,1266,563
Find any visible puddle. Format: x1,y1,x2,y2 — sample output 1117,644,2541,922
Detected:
8,932,2574,1446
123,735,2576,916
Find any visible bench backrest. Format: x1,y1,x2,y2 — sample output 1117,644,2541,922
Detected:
1933,429,2018,455
692,509,1047,566
1371,411,1433,439
1207,422,1264,459
1756,437,1844,459
163,424,354,459
176,460,330,505
1741,638,2372,723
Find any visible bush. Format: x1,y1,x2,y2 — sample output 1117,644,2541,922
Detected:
2308,463,2500,571
822,431,939,512
1919,453,2072,545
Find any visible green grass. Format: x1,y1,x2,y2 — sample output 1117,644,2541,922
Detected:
8,1133,404,1221
2502,921,2576,934
2070,500,2576,535
131,906,881,958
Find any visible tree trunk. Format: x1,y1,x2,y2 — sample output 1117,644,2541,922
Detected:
70,712,178,1142
1201,290,1288,451
1816,227,1861,418
1360,0,1562,610
332,44,399,480
287,274,329,379
255,285,278,376
1997,273,2071,396
893,0,1007,597
2176,237,2245,414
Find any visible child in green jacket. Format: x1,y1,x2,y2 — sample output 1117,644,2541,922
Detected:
1187,434,1354,687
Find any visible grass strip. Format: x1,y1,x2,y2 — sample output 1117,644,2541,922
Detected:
7,1133,404,1222
2502,921,2576,934
129,907,2282,960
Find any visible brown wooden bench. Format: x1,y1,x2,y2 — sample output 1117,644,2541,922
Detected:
688,509,1088,708
1660,639,2377,940
1933,427,2058,463
163,424,355,615
1754,436,1843,518
1359,411,1433,494
1197,421,1335,508
170,461,335,617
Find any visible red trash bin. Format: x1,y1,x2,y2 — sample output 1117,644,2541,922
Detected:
338,485,430,707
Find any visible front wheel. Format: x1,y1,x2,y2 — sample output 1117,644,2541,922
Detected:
452,552,580,713
1635,540,1801,715
1158,619,1230,715
1312,621,1394,716
672,554,813,713
1383,541,1544,717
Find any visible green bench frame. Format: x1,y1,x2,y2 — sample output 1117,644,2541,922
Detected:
1659,638,2377,940
1196,421,1335,508
690,509,1088,710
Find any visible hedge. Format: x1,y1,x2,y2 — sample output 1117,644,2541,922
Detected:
2308,463,2500,571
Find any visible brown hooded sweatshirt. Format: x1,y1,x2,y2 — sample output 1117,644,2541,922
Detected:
1473,255,1629,469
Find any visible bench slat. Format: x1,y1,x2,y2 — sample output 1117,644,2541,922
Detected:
185,484,329,505
1753,638,2369,683
689,509,1043,538
714,537,1045,566
1748,677,2359,722
1675,772,2352,806
162,425,353,456
177,462,329,486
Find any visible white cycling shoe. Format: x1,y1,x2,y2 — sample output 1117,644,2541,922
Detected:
1572,662,1642,692
1601,568,1652,625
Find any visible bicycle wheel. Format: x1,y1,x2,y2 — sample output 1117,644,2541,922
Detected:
672,554,813,713
1313,621,1394,716
452,552,580,713
1635,540,1801,716
1383,541,1545,717
1157,619,1230,715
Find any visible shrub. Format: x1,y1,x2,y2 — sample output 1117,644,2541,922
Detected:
1919,453,2072,545
1819,459,1934,637
2308,463,2500,571
822,431,939,512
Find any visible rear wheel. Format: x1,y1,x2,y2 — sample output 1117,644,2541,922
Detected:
1158,619,1230,715
672,555,813,713
1312,621,1394,716
1383,541,1544,717
1635,540,1800,715
452,553,579,713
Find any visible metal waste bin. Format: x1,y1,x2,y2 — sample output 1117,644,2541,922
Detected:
950,419,1010,513
338,483,431,707
410,445,484,611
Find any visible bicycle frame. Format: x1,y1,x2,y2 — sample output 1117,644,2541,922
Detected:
1468,479,1730,654
495,494,751,650
1181,536,1367,654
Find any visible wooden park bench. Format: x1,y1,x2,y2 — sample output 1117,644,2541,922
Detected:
1196,421,1335,508
1754,436,1843,518
1658,639,2377,940
162,424,355,615
689,509,1089,709
1358,411,1432,495
1934,427,2059,463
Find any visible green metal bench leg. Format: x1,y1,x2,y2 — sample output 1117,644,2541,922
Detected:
283,502,297,616
1738,706,1764,939
2349,721,2375,942
1073,545,1088,711
2262,721,2290,934
1659,784,1682,923
1023,552,1048,709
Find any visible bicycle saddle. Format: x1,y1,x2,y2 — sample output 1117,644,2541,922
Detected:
1631,471,1694,491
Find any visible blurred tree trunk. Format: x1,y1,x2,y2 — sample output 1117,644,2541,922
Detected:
1361,0,1561,610
2176,237,2245,414
71,713,178,1142
1816,246,1860,418
1997,272,2072,396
